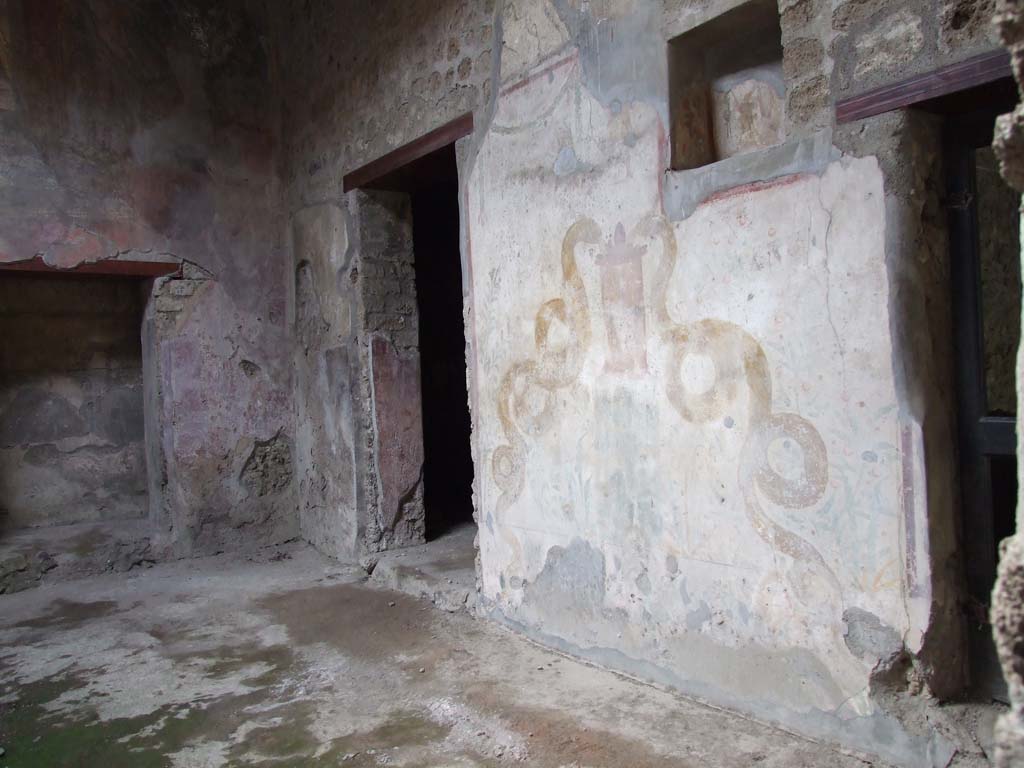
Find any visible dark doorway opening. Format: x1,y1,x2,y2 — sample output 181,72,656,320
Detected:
410,155,475,539
940,82,1020,702
363,142,475,542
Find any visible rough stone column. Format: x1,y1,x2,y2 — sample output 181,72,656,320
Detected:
349,189,427,553
992,1,1024,765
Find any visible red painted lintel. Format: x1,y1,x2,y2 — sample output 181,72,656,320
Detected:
343,112,474,192
836,50,1012,124
0,256,181,278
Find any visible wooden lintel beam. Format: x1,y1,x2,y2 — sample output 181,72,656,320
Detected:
0,256,181,278
835,50,1012,124
342,112,474,193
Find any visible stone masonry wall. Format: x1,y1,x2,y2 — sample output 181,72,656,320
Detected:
352,191,426,553
280,0,497,211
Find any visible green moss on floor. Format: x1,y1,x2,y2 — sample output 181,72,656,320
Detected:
0,646,297,767
0,673,176,768
0,655,456,766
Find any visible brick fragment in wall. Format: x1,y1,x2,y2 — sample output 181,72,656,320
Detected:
787,75,829,126
780,0,824,30
166,280,196,297
831,0,892,32
155,295,185,314
153,276,209,334
783,37,825,81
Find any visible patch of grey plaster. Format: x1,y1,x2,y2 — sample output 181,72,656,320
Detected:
842,608,904,664
553,145,592,176
663,130,839,220
686,600,712,630
550,0,667,120
525,539,607,616
515,539,630,648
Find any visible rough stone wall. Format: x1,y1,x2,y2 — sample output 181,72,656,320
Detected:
278,0,498,561
353,191,426,553
992,2,1024,764
275,1,1006,764
280,0,497,211
0,0,297,556
0,275,147,529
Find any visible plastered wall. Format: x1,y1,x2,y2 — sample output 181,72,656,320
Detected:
470,51,954,761
278,1,1007,764
0,0,297,556
0,0,1008,762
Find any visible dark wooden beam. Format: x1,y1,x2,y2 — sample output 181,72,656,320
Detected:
836,50,1012,124
0,256,181,278
343,112,474,193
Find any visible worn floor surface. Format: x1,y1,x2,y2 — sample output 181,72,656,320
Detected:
0,544,884,767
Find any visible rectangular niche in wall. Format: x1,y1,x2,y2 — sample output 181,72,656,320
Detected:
668,0,785,171
0,273,149,531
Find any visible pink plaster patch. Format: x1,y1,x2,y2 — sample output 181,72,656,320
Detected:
701,173,810,208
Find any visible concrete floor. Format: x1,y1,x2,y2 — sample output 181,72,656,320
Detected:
0,542,886,767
